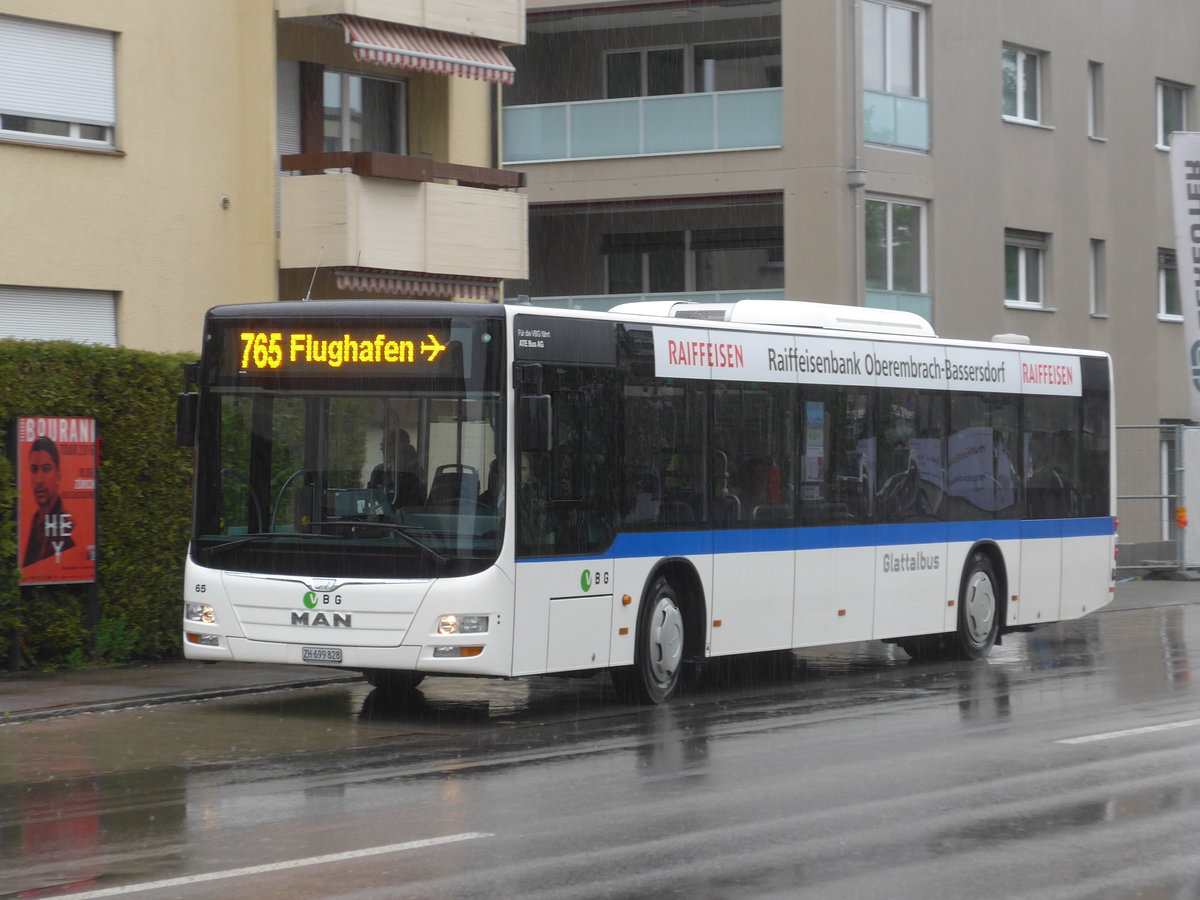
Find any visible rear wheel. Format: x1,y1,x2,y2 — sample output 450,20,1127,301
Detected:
898,552,1001,661
612,576,686,704
951,552,1000,659
362,668,425,695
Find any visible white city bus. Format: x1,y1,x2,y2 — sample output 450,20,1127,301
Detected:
177,298,1115,703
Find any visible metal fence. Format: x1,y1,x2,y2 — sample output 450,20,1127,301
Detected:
1115,424,1184,574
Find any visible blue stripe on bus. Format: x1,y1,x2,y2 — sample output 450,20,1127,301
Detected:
516,516,1115,564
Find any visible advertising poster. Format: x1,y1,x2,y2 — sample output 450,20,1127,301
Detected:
16,416,97,586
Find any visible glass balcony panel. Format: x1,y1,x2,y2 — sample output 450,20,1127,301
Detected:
863,90,897,145
503,104,568,162
894,95,929,151
864,91,929,152
643,93,713,154
571,99,640,159
865,289,932,325
716,89,782,149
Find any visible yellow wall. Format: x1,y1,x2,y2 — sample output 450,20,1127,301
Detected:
0,0,278,351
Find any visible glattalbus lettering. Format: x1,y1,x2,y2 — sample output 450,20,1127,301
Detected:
668,338,745,369
289,333,415,368
882,551,941,573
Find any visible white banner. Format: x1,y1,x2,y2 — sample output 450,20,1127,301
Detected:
653,326,1080,396
1169,132,1200,422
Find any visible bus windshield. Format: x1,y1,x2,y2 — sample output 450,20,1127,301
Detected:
190,315,504,578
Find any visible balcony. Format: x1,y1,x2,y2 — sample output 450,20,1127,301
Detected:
864,90,929,152
512,289,787,311
279,152,528,281
276,0,524,45
503,88,783,164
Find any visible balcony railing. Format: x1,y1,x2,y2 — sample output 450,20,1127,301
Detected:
864,90,930,152
503,88,783,164
280,151,524,189
508,289,787,311
866,289,932,324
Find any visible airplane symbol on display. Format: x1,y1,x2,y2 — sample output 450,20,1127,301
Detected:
421,334,446,362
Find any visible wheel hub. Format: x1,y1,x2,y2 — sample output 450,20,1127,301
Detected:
647,596,684,685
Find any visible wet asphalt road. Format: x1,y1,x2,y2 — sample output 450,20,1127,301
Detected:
3,587,1200,899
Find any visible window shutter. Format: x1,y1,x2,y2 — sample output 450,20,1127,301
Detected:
0,15,115,126
0,286,117,346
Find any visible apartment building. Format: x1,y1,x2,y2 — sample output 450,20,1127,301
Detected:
0,0,527,352
501,0,1200,433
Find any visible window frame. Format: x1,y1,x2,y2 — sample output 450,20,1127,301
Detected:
862,0,925,99
0,15,116,151
603,38,783,99
1088,61,1104,139
1002,45,1043,126
319,68,408,156
1157,79,1189,150
1158,248,1182,321
1090,238,1107,318
865,196,927,295
1004,229,1049,309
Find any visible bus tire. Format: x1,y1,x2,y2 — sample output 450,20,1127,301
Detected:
612,575,686,704
951,551,1000,660
362,668,425,695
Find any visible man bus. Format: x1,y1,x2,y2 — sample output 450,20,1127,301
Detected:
178,298,1115,704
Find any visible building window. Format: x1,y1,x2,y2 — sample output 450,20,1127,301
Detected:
1002,46,1042,124
1159,249,1181,320
863,1,922,98
603,232,685,294
1090,239,1107,317
1004,229,1048,308
0,15,115,150
866,198,925,294
1088,62,1104,138
322,70,407,154
606,40,781,98
692,227,783,291
1157,79,1189,149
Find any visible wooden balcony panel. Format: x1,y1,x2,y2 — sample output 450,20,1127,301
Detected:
280,151,525,190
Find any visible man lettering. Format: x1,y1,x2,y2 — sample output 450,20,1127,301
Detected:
23,436,76,566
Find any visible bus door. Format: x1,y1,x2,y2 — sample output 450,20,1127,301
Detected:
512,364,619,675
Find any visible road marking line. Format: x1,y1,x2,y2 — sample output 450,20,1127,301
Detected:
1057,718,1200,745
57,832,493,898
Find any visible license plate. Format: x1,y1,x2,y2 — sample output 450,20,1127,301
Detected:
302,646,343,664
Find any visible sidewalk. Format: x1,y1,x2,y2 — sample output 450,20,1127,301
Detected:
1,578,1196,723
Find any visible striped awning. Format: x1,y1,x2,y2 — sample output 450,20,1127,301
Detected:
336,16,515,85
334,267,501,301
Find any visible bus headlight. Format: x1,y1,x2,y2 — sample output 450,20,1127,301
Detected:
436,614,488,635
185,603,216,624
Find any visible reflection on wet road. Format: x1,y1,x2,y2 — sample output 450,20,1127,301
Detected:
3,594,1200,899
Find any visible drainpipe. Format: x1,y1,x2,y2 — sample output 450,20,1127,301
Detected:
847,0,867,307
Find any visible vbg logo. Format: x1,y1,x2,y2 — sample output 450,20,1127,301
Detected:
580,569,610,592
303,591,318,609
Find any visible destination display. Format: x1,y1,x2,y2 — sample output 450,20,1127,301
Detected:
216,323,457,378
653,326,1083,396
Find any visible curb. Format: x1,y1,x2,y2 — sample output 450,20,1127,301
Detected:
1,673,364,725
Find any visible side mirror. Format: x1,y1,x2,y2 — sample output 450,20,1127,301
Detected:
518,394,552,453
175,393,198,447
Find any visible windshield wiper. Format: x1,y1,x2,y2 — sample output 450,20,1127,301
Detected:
308,520,449,566
201,531,332,557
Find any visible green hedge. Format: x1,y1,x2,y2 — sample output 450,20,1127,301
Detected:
0,340,195,669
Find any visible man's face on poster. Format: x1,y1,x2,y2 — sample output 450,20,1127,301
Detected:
30,449,61,513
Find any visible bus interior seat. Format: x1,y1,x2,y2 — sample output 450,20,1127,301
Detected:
427,464,479,507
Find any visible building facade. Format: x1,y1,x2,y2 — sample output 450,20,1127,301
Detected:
0,0,527,352
502,0,1200,435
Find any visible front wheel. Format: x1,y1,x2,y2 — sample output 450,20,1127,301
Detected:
612,576,686,704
